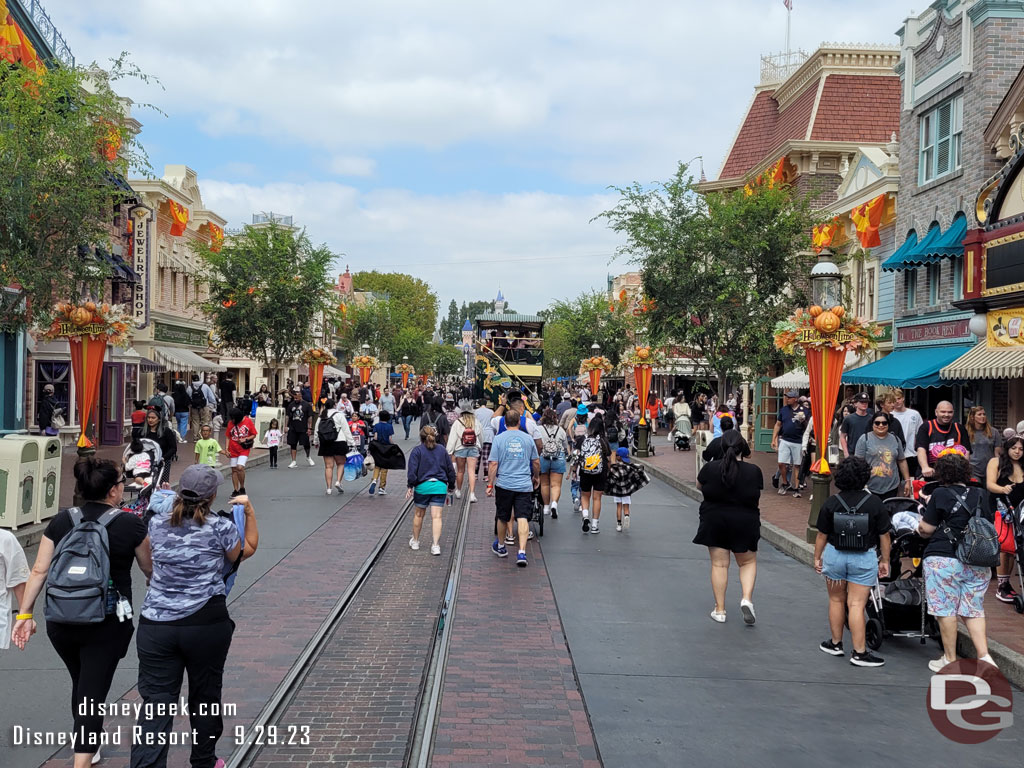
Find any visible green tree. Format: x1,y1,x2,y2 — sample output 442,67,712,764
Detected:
429,344,466,379
0,56,153,330
439,299,460,345
352,271,438,337
541,290,633,377
196,223,338,391
597,162,817,401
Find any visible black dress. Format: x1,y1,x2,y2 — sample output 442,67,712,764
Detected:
692,460,762,553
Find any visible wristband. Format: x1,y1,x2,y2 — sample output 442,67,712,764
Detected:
16,613,33,620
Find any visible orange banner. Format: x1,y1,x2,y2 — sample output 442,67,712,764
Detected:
309,362,325,407
360,367,372,385
0,0,43,72
634,365,652,426
805,346,846,474
589,369,601,394
812,219,839,253
851,194,885,249
168,200,189,237
208,222,224,252
401,371,410,388
68,335,108,447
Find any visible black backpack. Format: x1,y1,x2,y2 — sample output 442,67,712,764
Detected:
190,384,207,409
943,489,1000,568
318,411,339,442
830,491,872,551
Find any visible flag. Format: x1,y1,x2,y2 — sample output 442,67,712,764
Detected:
784,0,793,9
850,194,885,249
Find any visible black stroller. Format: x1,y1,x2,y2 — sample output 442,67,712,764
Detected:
996,499,1024,613
672,413,692,452
862,497,939,650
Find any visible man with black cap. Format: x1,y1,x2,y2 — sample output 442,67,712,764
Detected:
771,390,808,494
840,392,873,459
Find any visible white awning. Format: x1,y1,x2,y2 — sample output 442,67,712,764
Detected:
152,346,226,372
324,365,350,379
771,351,865,390
940,342,1024,380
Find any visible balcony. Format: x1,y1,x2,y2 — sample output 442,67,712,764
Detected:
10,0,74,67
759,50,808,86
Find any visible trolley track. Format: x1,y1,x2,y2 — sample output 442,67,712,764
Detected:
229,491,473,768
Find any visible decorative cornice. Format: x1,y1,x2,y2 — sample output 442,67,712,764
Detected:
774,45,900,109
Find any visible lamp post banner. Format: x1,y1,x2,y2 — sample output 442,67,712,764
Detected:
309,362,325,406
360,367,372,385
589,368,601,395
634,364,652,426
805,346,845,473
401,371,410,388
69,335,108,448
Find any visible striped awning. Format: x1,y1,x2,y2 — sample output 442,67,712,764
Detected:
152,346,226,372
940,342,1024,380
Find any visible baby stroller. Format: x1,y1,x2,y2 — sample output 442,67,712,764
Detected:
861,497,939,650
121,438,164,520
672,413,692,451
996,499,1024,613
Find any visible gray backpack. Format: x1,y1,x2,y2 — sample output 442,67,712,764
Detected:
45,507,119,624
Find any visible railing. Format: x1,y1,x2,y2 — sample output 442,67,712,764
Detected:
14,0,74,68
759,49,808,86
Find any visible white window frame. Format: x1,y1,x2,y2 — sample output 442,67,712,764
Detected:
919,94,963,184
907,269,918,310
927,263,941,306
952,256,963,301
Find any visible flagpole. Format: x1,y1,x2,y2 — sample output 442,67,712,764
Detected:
785,5,791,60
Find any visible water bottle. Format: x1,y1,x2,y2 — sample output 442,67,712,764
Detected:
105,579,117,614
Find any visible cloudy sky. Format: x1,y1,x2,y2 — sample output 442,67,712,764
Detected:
49,0,911,316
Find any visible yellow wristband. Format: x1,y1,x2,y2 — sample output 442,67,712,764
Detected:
16,613,33,620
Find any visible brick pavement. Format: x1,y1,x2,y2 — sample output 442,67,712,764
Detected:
641,445,1024,665
40,480,400,768
253,498,463,767
430,495,601,768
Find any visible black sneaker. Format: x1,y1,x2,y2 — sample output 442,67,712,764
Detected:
229,490,240,498
819,639,844,656
850,650,885,667
996,582,1019,603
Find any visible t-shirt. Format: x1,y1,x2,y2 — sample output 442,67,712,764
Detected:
194,438,222,466
854,432,903,494
777,405,807,442
142,508,240,622
969,431,997,480
555,400,573,420
475,406,495,443
815,490,891,549
491,414,542,441
379,394,396,414
228,416,256,457
489,429,539,493
219,380,236,405
922,485,990,559
0,529,30,650
44,503,147,609
915,420,972,463
697,460,762,513
840,412,872,455
265,429,282,448
287,400,313,432
892,408,923,458
373,422,394,444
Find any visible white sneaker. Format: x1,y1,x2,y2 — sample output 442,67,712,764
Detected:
543,505,550,516
454,489,462,499
470,493,477,503
325,488,332,495
979,654,999,669
616,521,623,532
91,746,102,764
623,514,630,529
307,456,316,466
335,482,344,493
288,460,297,468
710,609,726,623
430,544,441,556
928,655,956,672
740,599,756,625
409,538,420,551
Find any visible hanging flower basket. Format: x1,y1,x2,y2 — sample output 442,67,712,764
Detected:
351,353,380,370
41,301,132,347
622,345,666,368
578,355,613,376
299,347,338,366
773,306,884,356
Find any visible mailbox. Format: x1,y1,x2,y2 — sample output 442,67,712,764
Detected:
0,438,39,529
4,434,62,523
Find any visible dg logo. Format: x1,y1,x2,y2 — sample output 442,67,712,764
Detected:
927,658,1013,743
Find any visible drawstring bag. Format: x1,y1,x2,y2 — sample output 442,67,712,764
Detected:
344,450,364,482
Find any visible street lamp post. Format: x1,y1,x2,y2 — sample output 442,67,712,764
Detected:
806,250,843,544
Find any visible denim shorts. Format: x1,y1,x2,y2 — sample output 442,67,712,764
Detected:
821,543,878,586
453,446,480,459
413,493,447,509
540,456,567,475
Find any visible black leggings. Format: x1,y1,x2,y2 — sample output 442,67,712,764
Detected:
47,619,135,754
131,619,234,768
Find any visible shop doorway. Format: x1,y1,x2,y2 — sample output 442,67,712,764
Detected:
100,362,125,446
754,377,776,452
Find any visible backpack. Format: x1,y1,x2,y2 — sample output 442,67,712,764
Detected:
445,409,458,425
605,419,619,445
580,436,604,475
541,426,561,459
461,425,478,447
147,394,166,416
830,491,872,551
318,411,339,443
943,489,1000,568
189,384,207,410
45,508,119,624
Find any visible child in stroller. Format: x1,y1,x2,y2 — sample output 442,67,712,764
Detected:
672,411,692,451
121,437,164,519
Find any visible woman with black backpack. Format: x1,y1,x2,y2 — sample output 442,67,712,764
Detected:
813,456,890,667
12,458,152,767
445,409,483,502
537,408,569,519
917,452,997,672
577,415,611,534
313,398,354,496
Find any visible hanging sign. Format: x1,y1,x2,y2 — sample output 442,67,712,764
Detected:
131,205,152,329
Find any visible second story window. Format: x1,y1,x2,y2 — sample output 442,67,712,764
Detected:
952,256,964,301
919,94,963,184
927,263,941,306
907,269,918,310
866,267,875,318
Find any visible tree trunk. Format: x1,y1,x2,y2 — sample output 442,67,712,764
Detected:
717,371,729,406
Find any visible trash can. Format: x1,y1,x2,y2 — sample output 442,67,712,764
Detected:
4,434,62,523
694,429,713,474
254,406,285,449
0,438,39,529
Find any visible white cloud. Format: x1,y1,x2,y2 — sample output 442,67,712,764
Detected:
200,180,622,314
327,155,377,177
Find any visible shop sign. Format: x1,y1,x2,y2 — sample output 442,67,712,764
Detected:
56,322,106,337
877,323,893,343
798,329,855,344
131,206,153,329
154,322,207,347
988,307,1024,348
896,319,970,345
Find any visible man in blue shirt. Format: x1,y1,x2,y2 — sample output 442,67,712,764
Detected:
771,389,808,495
487,412,540,567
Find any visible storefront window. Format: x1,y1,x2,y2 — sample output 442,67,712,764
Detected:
952,256,963,301
906,270,917,309
36,361,71,426
124,364,138,418
927,263,941,306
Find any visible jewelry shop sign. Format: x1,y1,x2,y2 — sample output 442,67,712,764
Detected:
131,206,153,330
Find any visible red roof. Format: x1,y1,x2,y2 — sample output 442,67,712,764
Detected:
772,83,817,148
809,75,900,142
720,90,778,179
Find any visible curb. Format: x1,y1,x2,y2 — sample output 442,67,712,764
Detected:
638,458,1024,690
14,450,272,549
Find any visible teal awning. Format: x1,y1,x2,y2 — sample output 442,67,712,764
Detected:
882,213,967,271
841,344,975,389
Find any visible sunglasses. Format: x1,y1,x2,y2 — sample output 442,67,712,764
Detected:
873,421,888,426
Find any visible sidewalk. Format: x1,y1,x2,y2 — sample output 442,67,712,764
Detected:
639,442,1024,687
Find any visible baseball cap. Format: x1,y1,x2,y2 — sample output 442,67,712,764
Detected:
562,392,571,400
616,447,630,463
785,389,799,398
178,464,223,500
853,392,870,403
292,386,301,393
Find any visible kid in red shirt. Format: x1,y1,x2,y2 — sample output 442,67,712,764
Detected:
227,407,257,496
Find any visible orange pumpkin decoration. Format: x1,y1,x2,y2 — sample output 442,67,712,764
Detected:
809,305,823,317
814,311,841,334
101,303,110,314
830,306,845,318
638,348,650,360
84,301,96,312
71,307,92,326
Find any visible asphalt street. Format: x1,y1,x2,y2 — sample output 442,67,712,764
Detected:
540,473,1023,767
